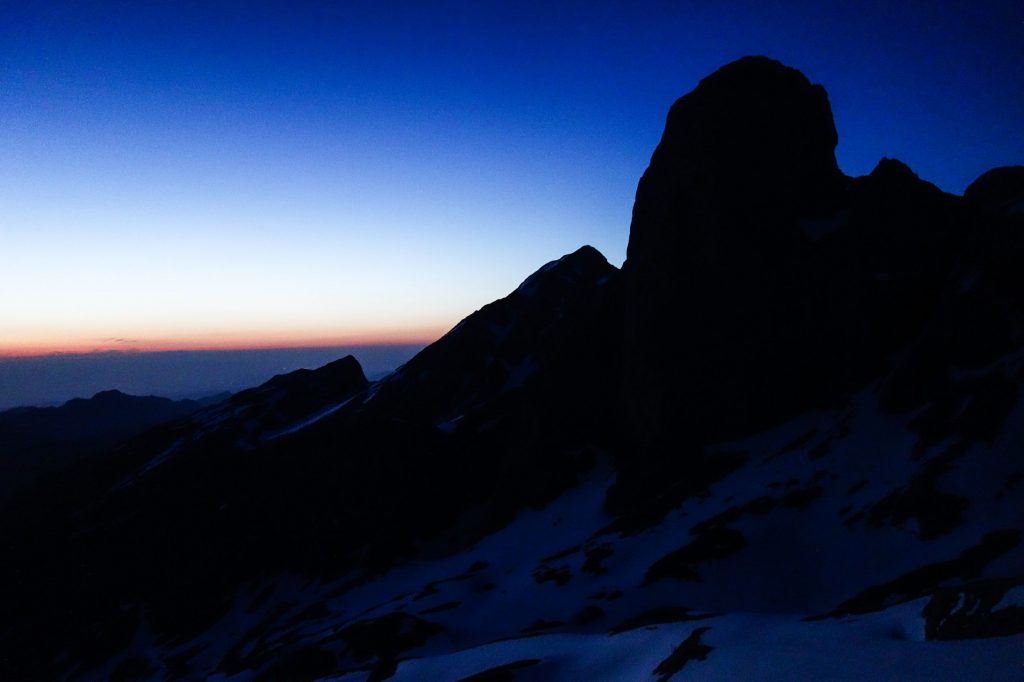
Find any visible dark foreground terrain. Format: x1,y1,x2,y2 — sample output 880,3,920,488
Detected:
0,390,225,498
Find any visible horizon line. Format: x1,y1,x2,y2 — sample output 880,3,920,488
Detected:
0,336,438,360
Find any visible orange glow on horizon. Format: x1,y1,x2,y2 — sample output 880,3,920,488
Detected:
0,327,445,359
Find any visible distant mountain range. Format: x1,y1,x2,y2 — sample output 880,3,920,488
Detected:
0,389,228,499
1,56,1022,680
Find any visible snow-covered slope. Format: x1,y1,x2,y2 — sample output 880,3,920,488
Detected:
79,375,1024,680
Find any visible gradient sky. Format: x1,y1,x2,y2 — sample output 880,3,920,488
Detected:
2,0,1022,356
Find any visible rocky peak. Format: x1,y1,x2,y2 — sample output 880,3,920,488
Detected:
90,389,130,401
626,56,844,263
965,166,1024,215
617,56,1023,509
371,245,619,423
621,57,852,460
868,157,919,182
514,244,612,298
260,354,367,391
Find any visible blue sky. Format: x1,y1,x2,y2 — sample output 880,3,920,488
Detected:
1,0,1022,355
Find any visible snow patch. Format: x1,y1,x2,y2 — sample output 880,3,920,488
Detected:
139,438,184,475
112,438,184,490
799,209,849,241
436,415,464,434
260,396,357,440
993,586,1024,612
503,354,538,391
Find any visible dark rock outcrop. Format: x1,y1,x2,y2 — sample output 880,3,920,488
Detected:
965,166,1024,215
618,57,1023,514
622,56,848,457
201,353,369,443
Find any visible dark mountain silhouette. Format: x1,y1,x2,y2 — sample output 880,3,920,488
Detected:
0,389,225,498
615,57,1023,520
1,56,1022,680
965,166,1024,215
0,250,619,678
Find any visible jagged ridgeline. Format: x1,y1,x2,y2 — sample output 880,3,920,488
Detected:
1,56,1022,681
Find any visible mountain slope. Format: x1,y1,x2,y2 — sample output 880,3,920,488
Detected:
0,389,223,498
0,250,621,680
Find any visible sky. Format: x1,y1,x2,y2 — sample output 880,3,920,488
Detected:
1,0,1022,361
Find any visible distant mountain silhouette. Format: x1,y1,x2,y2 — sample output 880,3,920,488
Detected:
0,389,226,498
1,56,1022,680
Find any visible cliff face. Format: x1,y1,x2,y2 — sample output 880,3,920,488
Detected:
620,56,1022,470
623,57,847,453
